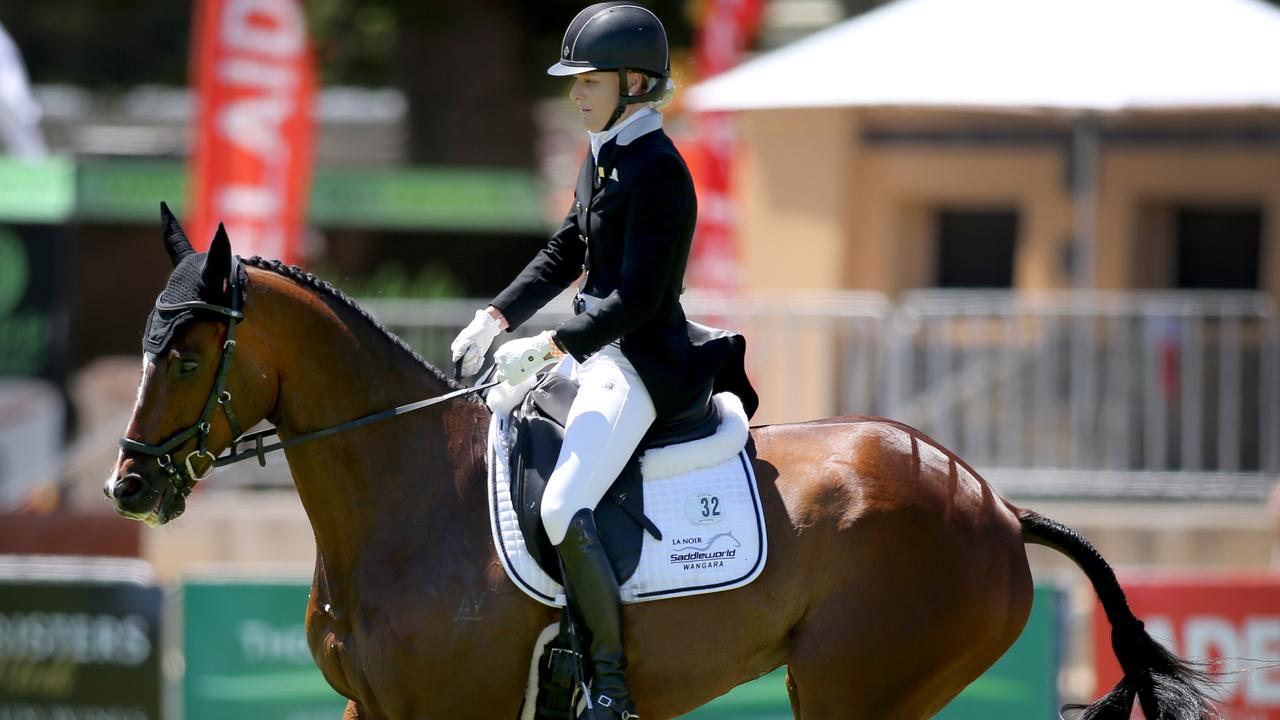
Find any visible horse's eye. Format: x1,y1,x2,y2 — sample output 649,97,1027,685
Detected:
179,359,199,376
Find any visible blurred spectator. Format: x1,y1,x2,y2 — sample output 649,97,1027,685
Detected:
0,20,44,157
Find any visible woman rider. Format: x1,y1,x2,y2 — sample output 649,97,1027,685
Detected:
451,4,755,718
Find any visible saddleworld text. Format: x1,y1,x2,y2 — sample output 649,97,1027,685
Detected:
669,548,737,565
668,536,739,569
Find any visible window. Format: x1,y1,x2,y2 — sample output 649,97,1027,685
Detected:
1175,206,1261,290
934,209,1018,288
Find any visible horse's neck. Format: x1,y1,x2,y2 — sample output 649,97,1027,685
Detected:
266,286,489,572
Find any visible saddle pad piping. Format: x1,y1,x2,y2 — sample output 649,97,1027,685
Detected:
489,421,562,605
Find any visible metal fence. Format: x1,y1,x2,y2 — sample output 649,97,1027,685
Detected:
365,290,894,424
216,290,1278,500
882,291,1279,499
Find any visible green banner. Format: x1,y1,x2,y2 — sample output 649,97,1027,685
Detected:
181,580,1060,719
77,160,187,222
309,167,546,232
182,580,347,720
679,585,1062,719
74,161,546,233
0,157,74,223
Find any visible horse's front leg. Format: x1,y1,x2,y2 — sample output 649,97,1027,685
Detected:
342,700,366,720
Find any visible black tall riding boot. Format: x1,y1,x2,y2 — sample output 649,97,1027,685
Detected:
557,508,639,720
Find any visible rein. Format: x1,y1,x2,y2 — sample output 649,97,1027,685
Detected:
214,370,500,471
119,268,500,496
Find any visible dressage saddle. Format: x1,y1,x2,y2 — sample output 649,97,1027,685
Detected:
508,372,724,720
508,370,723,586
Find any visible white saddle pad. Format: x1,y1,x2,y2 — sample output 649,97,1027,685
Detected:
487,393,767,607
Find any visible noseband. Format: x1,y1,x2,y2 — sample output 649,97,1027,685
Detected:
118,272,245,498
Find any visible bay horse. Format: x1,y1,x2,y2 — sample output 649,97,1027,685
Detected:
106,219,1214,720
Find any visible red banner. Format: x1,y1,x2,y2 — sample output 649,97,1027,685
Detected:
1093,577,1280,719
190,0,315,263
686,0,764,292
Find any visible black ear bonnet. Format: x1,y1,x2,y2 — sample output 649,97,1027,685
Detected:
144,203,246,355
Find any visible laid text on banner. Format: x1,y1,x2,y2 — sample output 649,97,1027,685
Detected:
190,0,316,264
1093,577,1280,719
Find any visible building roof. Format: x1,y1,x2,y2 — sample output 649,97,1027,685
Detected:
688,0,1280,112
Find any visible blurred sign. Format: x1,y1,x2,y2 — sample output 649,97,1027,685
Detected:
1093,577,1280,719
182,579,346,720
76,160,545,232
0,224,68,380
190,0,315,263
678,584,1063,719
309,167,545,232
685,0,764,292
0,157,73,223
78,161,187,222
0,579,162,719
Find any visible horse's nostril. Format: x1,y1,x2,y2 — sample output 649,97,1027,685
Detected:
113,473,144,501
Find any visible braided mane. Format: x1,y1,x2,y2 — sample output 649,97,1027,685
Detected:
240,256,463,392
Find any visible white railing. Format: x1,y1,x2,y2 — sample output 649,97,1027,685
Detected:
214,290,1278,499
366,290,894,426
882,291,1279,498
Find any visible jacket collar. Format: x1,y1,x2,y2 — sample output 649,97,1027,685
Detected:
589,107,662,162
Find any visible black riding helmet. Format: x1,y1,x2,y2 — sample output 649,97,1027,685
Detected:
548,2,670,131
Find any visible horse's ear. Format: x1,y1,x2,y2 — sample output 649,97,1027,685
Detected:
161,201,195,267
202,222,232,291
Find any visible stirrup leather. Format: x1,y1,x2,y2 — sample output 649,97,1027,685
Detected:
593,694,638,720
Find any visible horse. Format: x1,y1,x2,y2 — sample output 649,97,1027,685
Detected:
105,216,1215,720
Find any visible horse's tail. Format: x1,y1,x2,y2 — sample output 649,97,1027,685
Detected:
1017,508,1217,720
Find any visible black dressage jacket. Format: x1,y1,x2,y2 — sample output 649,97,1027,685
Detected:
490,123,758,421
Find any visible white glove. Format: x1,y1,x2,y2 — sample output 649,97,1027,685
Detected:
450,309,502,376
494,331,560,386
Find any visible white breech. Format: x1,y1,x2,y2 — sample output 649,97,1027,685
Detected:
540,344,657,546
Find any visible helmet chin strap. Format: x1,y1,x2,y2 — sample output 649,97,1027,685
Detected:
602,67,665,132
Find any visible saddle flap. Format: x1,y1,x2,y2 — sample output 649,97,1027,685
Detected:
509,372,649,586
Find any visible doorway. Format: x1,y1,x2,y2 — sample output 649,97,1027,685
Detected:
1174,206,1262,290
934,209,1018,288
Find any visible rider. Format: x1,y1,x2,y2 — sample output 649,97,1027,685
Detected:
451,4,755,718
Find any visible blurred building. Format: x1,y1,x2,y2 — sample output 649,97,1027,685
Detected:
692,0,1280,298
674,0,1280,601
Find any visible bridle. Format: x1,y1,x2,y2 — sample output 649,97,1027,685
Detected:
119,267,500,498
118,269,246,499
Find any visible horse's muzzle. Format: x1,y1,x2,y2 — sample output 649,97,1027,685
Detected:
106,472,145,501
104,459,172,524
